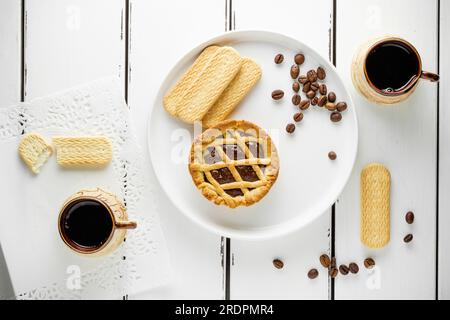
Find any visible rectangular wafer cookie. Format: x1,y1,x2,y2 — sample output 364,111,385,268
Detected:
360,163,391,249
202,57,262,128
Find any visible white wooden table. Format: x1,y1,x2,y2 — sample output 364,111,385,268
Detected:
0,0,448,300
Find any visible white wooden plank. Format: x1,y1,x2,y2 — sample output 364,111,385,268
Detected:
438,0,450,300
127,0,226,299
230,0,333,299
24,0,125,99
336,0,438,299
0,0,21,299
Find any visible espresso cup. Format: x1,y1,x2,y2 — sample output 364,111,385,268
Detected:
58,188,137,257
351,36,439,105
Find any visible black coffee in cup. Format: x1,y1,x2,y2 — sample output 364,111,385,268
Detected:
60,199,113,251
365,40,420,94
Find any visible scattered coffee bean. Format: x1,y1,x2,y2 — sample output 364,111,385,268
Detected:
293,112,304,122
317,67,326,80
307,69,318,82
320,254,331,268
319,84,327,95
326,102,337,111
330,111,342,122
272,90,284,100
404,234,413,243
299,100,310,110
292,94,301,105
295,53,305,65
292,82,300,93
274,53,284,64
405,211,415,224
311,82,319,91
311,96,319,106
328,151,337,160
318,95,327,107
336,102,347,112
286,123,296,134
349,262,359,274
291,64,300,79
331,256,337,268
328,91,336,102
308,268,319,279
298,75,308,84
306,90,316,99
364,258,376,269
339,264,349,275
273,259,284,269
329,267,338,278
302,81,311,93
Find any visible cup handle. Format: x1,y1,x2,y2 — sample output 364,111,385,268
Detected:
421,71,440,82
115,220,137,230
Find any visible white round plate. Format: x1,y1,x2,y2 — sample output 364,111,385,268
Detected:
148,30,358,239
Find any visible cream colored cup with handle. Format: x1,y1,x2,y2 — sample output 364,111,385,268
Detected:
351,36,439,105
58,188,137,257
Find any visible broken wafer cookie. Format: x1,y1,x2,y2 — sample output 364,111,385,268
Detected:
360,163,391,249
163,46,242,124
53,136,112,168
202,57,262,128
18,133,53,174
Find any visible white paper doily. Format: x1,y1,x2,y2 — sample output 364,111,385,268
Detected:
0,78,170,299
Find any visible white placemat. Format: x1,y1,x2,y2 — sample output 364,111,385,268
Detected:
0,78,170,299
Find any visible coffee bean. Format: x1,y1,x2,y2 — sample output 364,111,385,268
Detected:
339,264,349,275
302,81,311,93
298,75,308,84
330,111,342,122
293,112,304,122
328,151,337,160
311,82,319,91
404,234,413,243
292,94,301,105
292,82,300,92
274,53,284,64
308,268,319,279
306,90,316,99
311,97,319,106
291,64,300,79
405,211,415,224
272,90,284,100
328,92,336,102
286,123,296,134
331,256,337,268
295,53,305,65
317,66,326,80
307,69,318,82
326,102,337,111
299,100,310,110
364,258,376,269
329,267,338,278
273,259,284,269
349,262,359,274
318,95,327,107
319,84,327,95
320,254,331,268
336,102,347,112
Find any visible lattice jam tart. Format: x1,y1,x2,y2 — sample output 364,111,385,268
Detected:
189,120,279,208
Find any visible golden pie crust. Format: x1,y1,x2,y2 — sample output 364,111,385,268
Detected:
189,119,279,208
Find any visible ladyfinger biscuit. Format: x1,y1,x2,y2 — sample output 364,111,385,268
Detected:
163,46,220,117
170,46,242,124
202,57,262,128
53,136,112,168
360,163,391,249
18,133,53,174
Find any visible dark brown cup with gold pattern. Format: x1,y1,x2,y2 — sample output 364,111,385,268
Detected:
58,188,137,257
